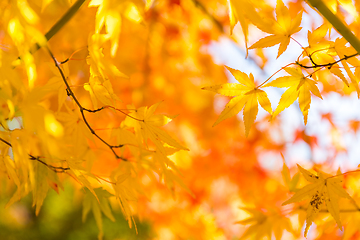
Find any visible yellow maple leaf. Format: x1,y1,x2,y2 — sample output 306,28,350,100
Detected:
237,207,293,240
89,0,144,56
110,162,143,231
84,76,120,109
124,102,188,152
303,24,336,66
263,67,322,124
89,0,122,57
203,66,272,137
1,155,20,187
56,108,95,153
228,0,248,37
333,38,360,98
87,33,128,79
281,156,300,192
82,188,116,240
249,0,302,58
123,103,192,196
229,0,276,53
282,165,354,237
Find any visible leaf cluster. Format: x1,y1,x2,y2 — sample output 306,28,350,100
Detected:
2,0,360,239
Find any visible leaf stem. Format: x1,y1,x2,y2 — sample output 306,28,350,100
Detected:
257,63,295,88
327,169,360,179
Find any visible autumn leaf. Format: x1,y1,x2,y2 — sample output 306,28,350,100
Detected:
263,67,322,124
302,24,335,66
1,155,20,187
110,161,143,231
57,108,95,152
87,33,128,79
228,0,249,38
282,165,354,237
82,188,116,240
281,156,300,192
4,0,360,238
333,38,360,98
228,0,272,51
203,66,272,137
123,103,191,196
124,102,188,152
249,0,302,58
236,207,293,240
84,76,120,109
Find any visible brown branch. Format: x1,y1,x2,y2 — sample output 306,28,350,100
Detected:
46,47,127,161
0,137,11,147
296,53,359,69
82,105,144,122
28,156,69,173
0,137,70,173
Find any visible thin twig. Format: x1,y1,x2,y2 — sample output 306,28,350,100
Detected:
46,47,127,160
296,53,359,69
0,137,70,173
257,63,295,88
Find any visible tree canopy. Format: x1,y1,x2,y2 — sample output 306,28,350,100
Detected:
2,0,360,239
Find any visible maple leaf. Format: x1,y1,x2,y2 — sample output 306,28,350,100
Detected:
110,161,144,231
228,0,249,38
263,67,322,124
89,0,122,57
82,187,116,240
282,165,354,237
302,24,335,66
89,0,144,56
229,0,275,37
87,33,128,79
236,207,293,240
123,103,192,197
249,0,302,58
333,38,360,98
43,62,69,111
203,66,272,137
84,76,120,109
123,102,188,152
1,155,20,187
228,0,270,51
281,156,300,192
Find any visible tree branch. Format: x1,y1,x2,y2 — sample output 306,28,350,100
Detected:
30,0,87,54
0,137,70,173
46,47,127,161
296,53,359,69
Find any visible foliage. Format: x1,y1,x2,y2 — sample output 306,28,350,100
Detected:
2,0,360,239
